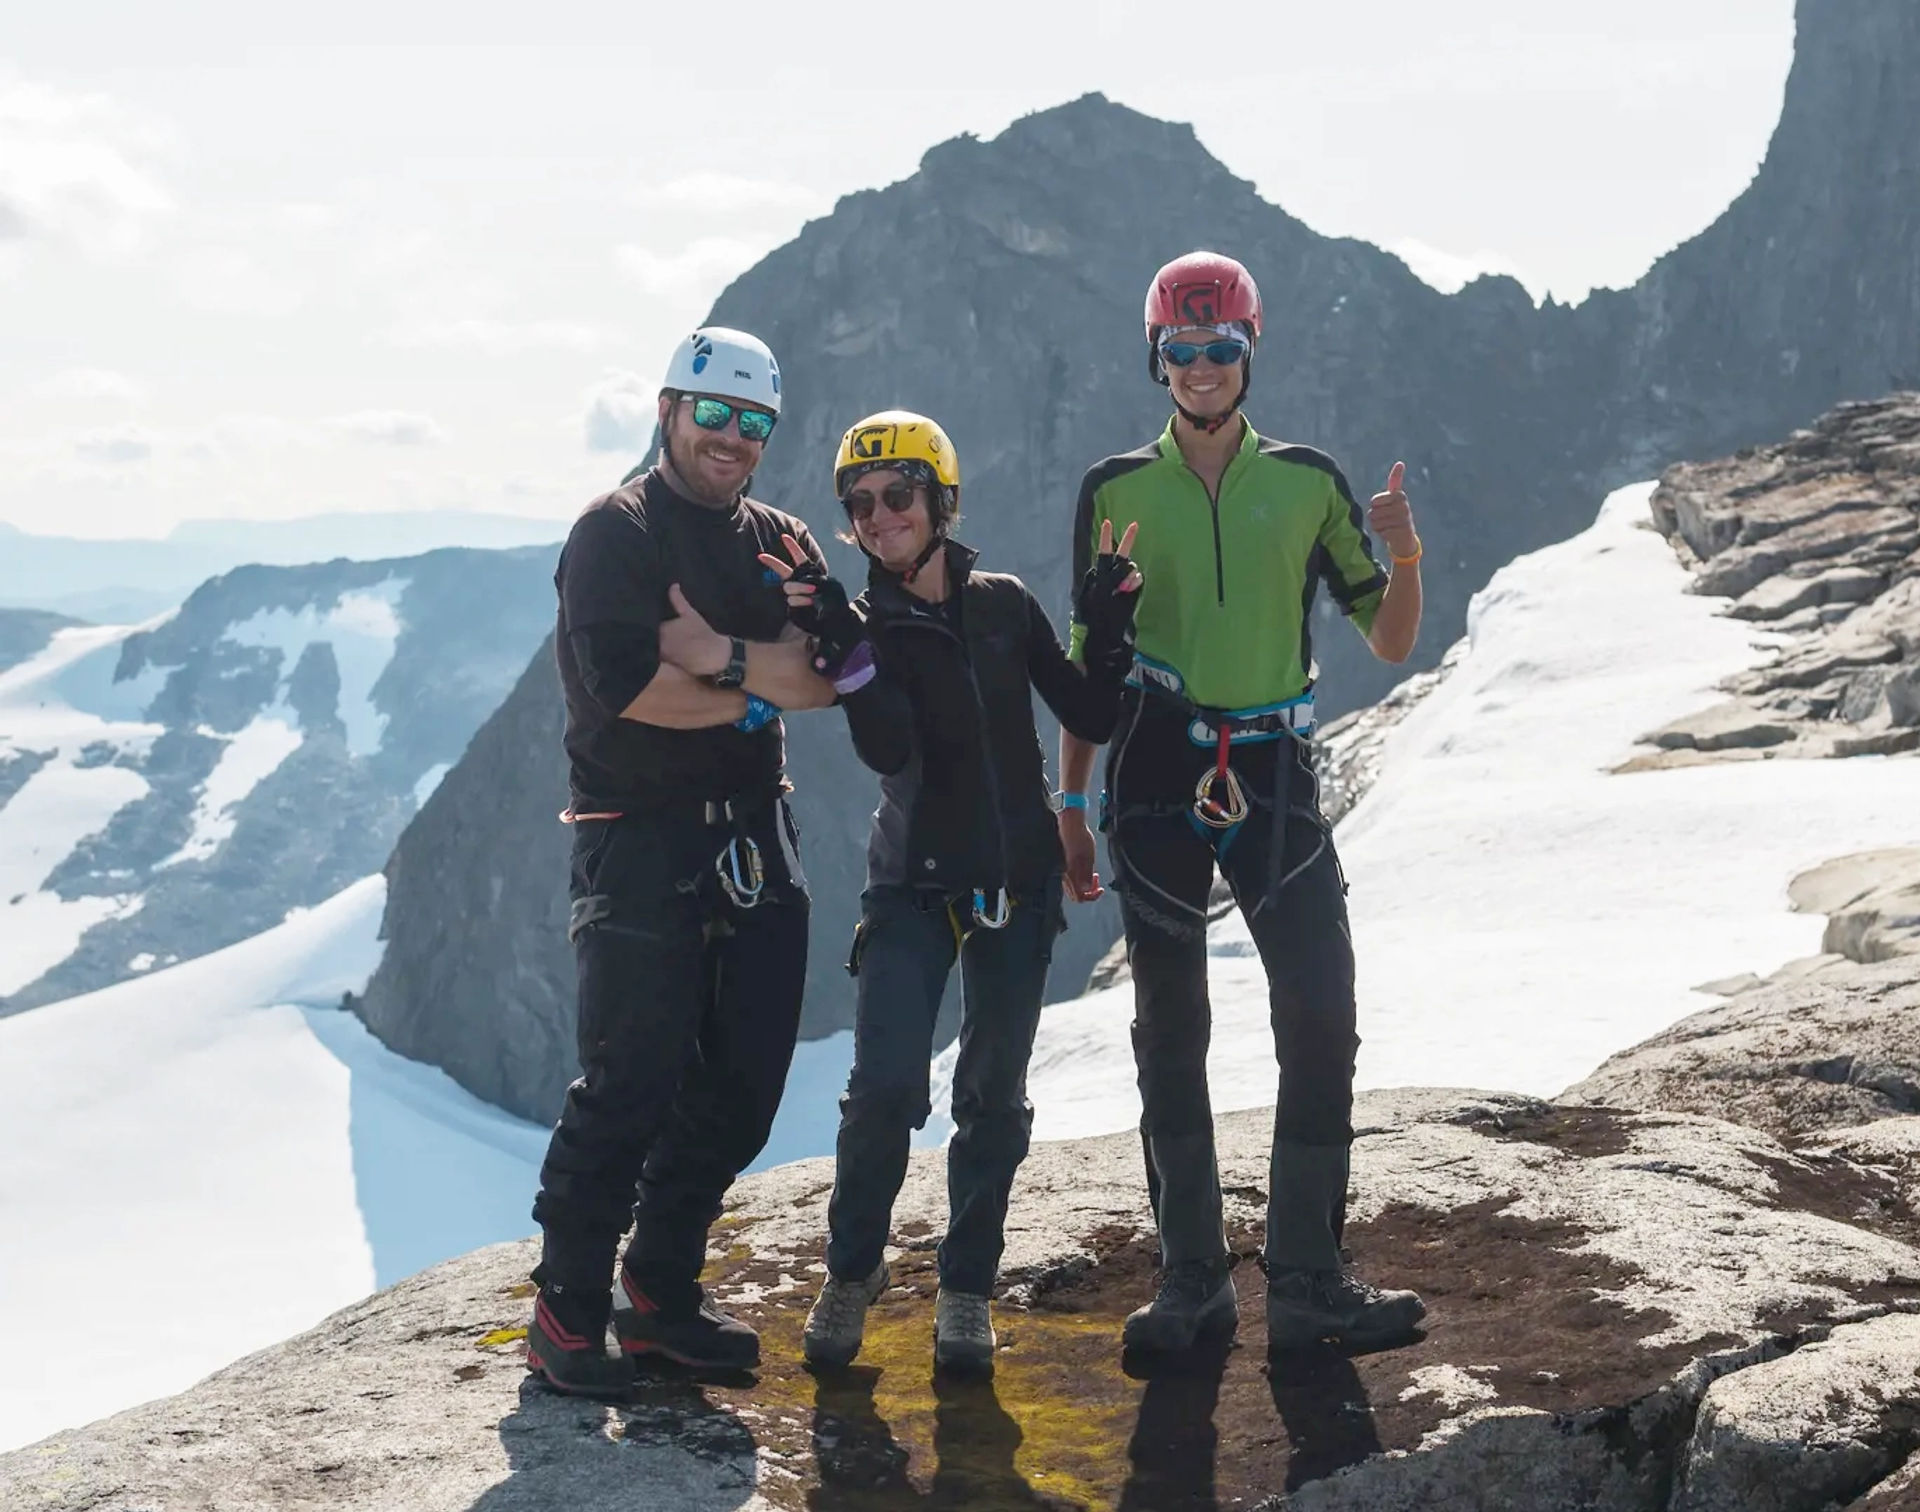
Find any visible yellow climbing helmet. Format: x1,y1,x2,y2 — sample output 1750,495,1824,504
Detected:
833,410,961,498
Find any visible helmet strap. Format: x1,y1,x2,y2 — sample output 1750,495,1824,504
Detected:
1170,357,1254,436
901,531,946,585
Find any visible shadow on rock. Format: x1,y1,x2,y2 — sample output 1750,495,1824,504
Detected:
808,1366,916,1507
1117,1338,1230,1512
467,1374,759,1512
806,1365,1060,1510
1266,1344,1383,1492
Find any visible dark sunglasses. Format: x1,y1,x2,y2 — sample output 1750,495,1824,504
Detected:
688,396,777,443
841,481,924,522
1158,336,1250,368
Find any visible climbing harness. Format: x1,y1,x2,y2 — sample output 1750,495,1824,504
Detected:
1106,655,1329,930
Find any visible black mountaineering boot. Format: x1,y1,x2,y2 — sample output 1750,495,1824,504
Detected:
525,1282,635,1399
1265,1267,1426,1352
1121,1257,1239,1355
614,1268,761,1371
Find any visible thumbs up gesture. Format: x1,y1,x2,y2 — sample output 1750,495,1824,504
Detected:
1368,461,1420,562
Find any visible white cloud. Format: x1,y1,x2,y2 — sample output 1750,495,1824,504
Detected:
205,414,314,453
0,74,172,258
386,317,615,354
274,202,337,232
37,369,146,405
173,245,307,317
580,370,658,454
613,237,762,299
72,426,155,465
632,174,825,215
324,411,446,447
1387,238,1548,302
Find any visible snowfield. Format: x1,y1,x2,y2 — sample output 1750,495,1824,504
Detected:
932,484,1920,1140
0,878,548,1453
221,578,409,757
0,622,166,995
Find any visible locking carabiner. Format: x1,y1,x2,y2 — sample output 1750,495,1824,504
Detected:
717,834,766,910
971,887,1012,930
1191,720,1250,830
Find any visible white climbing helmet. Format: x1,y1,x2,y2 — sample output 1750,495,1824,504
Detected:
660,326,783,414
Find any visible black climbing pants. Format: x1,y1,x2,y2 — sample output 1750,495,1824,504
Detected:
531,796,809,1296
1105,695,1359,1273
824,883,1061,1297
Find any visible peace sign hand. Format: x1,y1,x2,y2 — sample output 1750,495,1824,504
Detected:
757,534,865,673
756,534,829,627
1076,518,1145,668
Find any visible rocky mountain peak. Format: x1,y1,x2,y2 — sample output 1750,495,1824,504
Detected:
355,0,1920,1121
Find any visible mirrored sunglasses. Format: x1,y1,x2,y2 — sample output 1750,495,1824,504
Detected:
841,481,923,522
689,396,777,443
1158,336,1250,368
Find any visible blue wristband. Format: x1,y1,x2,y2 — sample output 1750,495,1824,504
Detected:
1055,791,1089,811
735,694,781,733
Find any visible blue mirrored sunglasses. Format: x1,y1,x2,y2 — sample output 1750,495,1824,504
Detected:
689,396,777,443
1158,336,1250,368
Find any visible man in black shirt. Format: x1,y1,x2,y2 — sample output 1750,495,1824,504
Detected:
526,327,837,1395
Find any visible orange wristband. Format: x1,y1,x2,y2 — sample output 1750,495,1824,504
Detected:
1391,537,1424,566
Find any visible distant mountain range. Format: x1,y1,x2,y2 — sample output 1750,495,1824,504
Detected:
0,546,555,1014
0,514,567,624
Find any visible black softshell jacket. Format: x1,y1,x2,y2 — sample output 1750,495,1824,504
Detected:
841,540,1125,896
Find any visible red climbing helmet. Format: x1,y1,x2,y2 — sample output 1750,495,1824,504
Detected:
1143,251,1263,345
1144,251,1263,430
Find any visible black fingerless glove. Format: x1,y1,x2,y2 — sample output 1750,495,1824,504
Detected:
1075,553,1141,677
788,563,867,677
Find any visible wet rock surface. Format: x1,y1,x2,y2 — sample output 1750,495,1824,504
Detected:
13,1091,1920,1511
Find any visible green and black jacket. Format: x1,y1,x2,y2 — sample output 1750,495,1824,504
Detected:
1068,419,1388,709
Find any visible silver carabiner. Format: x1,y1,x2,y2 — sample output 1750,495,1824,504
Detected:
971,887,1012,930
717,835,765,910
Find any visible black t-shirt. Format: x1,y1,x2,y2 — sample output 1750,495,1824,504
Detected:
554,469,827,809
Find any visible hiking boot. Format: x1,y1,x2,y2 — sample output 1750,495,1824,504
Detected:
1121,1257,1238,1355
524,1283,635,1399
802,1263,890,1369
1266,1267,1426,1352
933,1289,996,1376
613,1269,760,1371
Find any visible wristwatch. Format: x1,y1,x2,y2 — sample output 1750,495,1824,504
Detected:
712,637,748,689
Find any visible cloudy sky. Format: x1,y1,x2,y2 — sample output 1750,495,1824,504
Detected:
2,1,1794,539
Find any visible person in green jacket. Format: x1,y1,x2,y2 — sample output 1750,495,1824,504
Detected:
1058,250,1428,1358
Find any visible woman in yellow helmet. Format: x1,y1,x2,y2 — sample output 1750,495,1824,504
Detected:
757,409,1143,1376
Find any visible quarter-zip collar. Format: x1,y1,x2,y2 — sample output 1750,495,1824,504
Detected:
1155,414,1260,470
1157,418,1259,606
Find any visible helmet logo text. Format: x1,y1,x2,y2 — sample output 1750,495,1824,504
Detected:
1176,284,1221,323
850,423,896,460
